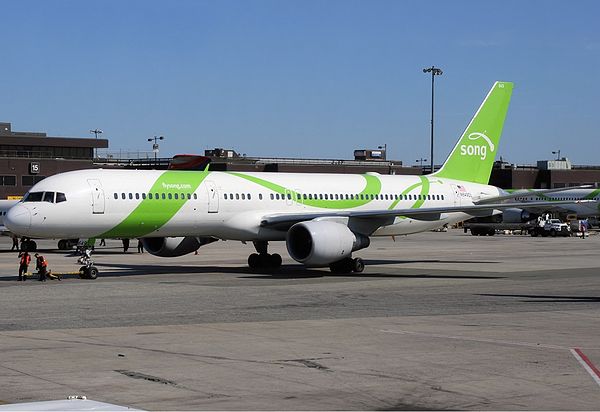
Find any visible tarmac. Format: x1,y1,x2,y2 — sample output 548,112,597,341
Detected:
0,231,599,410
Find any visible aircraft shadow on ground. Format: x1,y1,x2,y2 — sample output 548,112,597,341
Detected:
85,262,505,280
479,293,600,303
0,260,505,281
364,258,501,265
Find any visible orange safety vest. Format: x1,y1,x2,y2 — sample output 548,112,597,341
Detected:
20,254,31,265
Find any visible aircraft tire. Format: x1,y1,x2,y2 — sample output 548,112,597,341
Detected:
88,266,98,279
248,253,260,269
270,253,282,269
22,240,37,252
329,257,354,274
58,240,66,250
353,257,365,273
550,229,556,237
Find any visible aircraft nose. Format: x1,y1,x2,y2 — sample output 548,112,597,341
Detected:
5,204,31,234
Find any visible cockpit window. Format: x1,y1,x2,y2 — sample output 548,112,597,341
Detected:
43,192,55,203
23,191,66,203
23,192,43,202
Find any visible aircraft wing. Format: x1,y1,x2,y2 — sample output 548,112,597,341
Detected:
260,200,593,229
474,185,594,205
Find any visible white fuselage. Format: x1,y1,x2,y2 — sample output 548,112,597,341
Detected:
510,189,600,217
5,169,501,240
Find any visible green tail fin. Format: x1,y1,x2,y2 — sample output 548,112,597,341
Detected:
433,81,513,184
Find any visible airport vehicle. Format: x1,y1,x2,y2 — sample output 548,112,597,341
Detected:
530,218,571,237
5,82,586,278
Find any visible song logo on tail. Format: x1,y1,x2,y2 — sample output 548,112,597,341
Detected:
460,132,495,160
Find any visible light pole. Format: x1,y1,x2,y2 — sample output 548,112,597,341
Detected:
423,66,443,173
552,150,561,160
416,158,428,171
148,135,164,164
89,129,103,159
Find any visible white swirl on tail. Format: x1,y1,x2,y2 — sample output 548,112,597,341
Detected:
467,132,495,152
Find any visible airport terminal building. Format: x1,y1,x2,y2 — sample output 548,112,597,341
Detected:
0,122,108,199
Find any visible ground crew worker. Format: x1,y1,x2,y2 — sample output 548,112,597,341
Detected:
35,253,47,281
137,239,144,253
11,235,19,251
18,250,31,281
122,238,130,253
35,254,61,281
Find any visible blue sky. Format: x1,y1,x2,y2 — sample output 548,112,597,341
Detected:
1,0,599,165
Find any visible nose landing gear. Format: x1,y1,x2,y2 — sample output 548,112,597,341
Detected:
77,247,98,279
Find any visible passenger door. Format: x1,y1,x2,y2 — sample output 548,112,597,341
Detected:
205,181,219,213
88,179,105,214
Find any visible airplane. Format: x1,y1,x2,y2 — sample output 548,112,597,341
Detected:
503,187,600,220
0,199,19,233
5,81,588,279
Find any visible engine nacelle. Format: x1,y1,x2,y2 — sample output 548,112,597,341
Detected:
502,208,535,223
286,221,370,267
142,236,216,257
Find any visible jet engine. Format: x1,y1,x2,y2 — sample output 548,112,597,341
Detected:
502,208,535,223
286,221,370,267
142,236,217,257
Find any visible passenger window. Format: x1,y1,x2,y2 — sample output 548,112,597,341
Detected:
259,194,263,200
236,193,240,200
224,194,228,200
241,193,246,200
122,193,126,200
248,194,252,200
168,193,172,199
287,193,291,200
303,194,307,200
114,193,118,200
270,194,274,200
193,193,197,200
187,193,191,199
129,193,133,200
308,194,313,200
174,193,179,200
135,193,140,200
149,193,153,200
162,193,166,200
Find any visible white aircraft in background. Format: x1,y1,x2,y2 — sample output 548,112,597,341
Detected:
500,187,600,222
0,199,18,232
5,81,586,278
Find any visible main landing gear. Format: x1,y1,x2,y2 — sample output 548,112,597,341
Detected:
248,241,282,270
329,257,365,274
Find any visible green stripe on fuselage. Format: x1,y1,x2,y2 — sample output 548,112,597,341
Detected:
228,172,382,209
98,170,210,238
388,175,431,210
